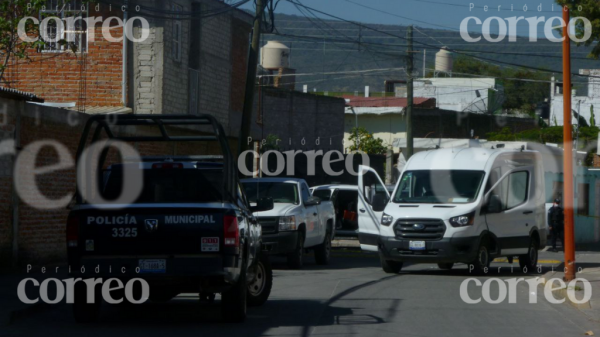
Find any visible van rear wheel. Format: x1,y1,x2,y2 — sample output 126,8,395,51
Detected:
379,249,403,273
519,238,539,272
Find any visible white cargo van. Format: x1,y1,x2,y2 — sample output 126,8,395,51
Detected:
357,148,547,274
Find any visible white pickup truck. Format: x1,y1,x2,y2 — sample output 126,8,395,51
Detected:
241,178,336,269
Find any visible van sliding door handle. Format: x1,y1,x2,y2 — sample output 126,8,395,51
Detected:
359,209,366,213
523,211,533,214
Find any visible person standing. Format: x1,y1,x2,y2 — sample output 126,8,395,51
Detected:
548,198,564,252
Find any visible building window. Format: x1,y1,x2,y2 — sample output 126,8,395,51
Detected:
578,183,590,216
172,3,183,62
40,0,88,53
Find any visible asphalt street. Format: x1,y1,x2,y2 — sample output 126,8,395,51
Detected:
3,249,599,337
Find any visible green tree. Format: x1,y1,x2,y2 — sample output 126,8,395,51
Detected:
0,0,86,84
348,127,387,155
0,0,46,84
259,134,280,153
556,0,600,59
453,56,550,113
590,105,596,127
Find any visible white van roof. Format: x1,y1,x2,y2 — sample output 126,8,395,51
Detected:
406,148,535,171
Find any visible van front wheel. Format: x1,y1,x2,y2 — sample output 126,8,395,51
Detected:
519,238,539,272
379,249,403,273
469,239,490,275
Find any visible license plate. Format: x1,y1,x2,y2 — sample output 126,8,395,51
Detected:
139,259,166,273
201,237,219,252
409,241,426,250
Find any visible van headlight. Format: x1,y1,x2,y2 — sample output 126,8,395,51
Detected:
279,216,297,231
381,213,394,226
449,212,475,227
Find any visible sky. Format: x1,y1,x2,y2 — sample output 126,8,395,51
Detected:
240,0,574,38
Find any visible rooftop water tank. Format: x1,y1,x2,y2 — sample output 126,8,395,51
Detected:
435,47,453,73
261,41,290,70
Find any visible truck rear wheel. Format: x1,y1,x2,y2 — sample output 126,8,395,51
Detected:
221,269,247,323
247,253,273,307
73,282,101,323
314,232,331,265
437,263,454,270
379,249,403,273
287,232,305,269
519,238,539,272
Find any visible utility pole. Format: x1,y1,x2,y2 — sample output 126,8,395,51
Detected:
562,5,576,282
239,0,267,154
406,25,414,159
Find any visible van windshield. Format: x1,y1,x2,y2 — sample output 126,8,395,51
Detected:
393,170,485,204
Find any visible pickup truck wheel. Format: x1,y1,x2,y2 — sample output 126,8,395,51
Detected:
469,238,491,275
221,269,247,323
379,249,403,273
315,232,332,265
519,238,539,272
437,263,454,270
287,232,305,269
247,253,273,307
73,282,101,323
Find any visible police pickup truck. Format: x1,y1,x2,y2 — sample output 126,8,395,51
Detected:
241,178,336,269
67,115,274,323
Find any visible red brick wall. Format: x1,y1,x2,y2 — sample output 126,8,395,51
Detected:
7,8,124,106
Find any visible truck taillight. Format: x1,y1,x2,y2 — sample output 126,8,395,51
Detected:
66,217,79,248
223,215,239,247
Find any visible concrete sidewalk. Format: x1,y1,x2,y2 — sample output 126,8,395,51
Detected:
332,238,360,248
0,266,65,326
541,252,600,322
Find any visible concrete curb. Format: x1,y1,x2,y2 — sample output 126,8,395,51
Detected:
540,269,593,311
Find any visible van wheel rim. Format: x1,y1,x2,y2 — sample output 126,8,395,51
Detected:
479,247,488,266
248,261,266,296
529,245,538,266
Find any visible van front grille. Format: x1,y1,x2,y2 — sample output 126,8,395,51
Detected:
394,219,446,241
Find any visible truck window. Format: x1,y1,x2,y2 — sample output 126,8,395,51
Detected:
312,189,332,201
393,170,485,204
301,183,311,202
242,182,299,204
102,167,223,203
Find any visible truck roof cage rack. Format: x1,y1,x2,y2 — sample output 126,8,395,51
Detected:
124,155,225,162
75,114,236,204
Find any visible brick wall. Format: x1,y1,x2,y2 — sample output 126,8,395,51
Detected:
8,7,124,107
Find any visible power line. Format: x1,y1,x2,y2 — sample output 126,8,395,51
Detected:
284,0,600,79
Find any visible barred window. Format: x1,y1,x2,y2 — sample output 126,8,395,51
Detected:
40,0,88,53
172,3,183,62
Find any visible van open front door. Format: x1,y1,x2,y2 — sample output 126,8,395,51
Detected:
357,165,390,252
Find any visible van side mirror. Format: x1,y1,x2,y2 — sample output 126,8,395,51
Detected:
487,195,502,214
251,197,274,213
371,193,389,212
304,196,321,207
